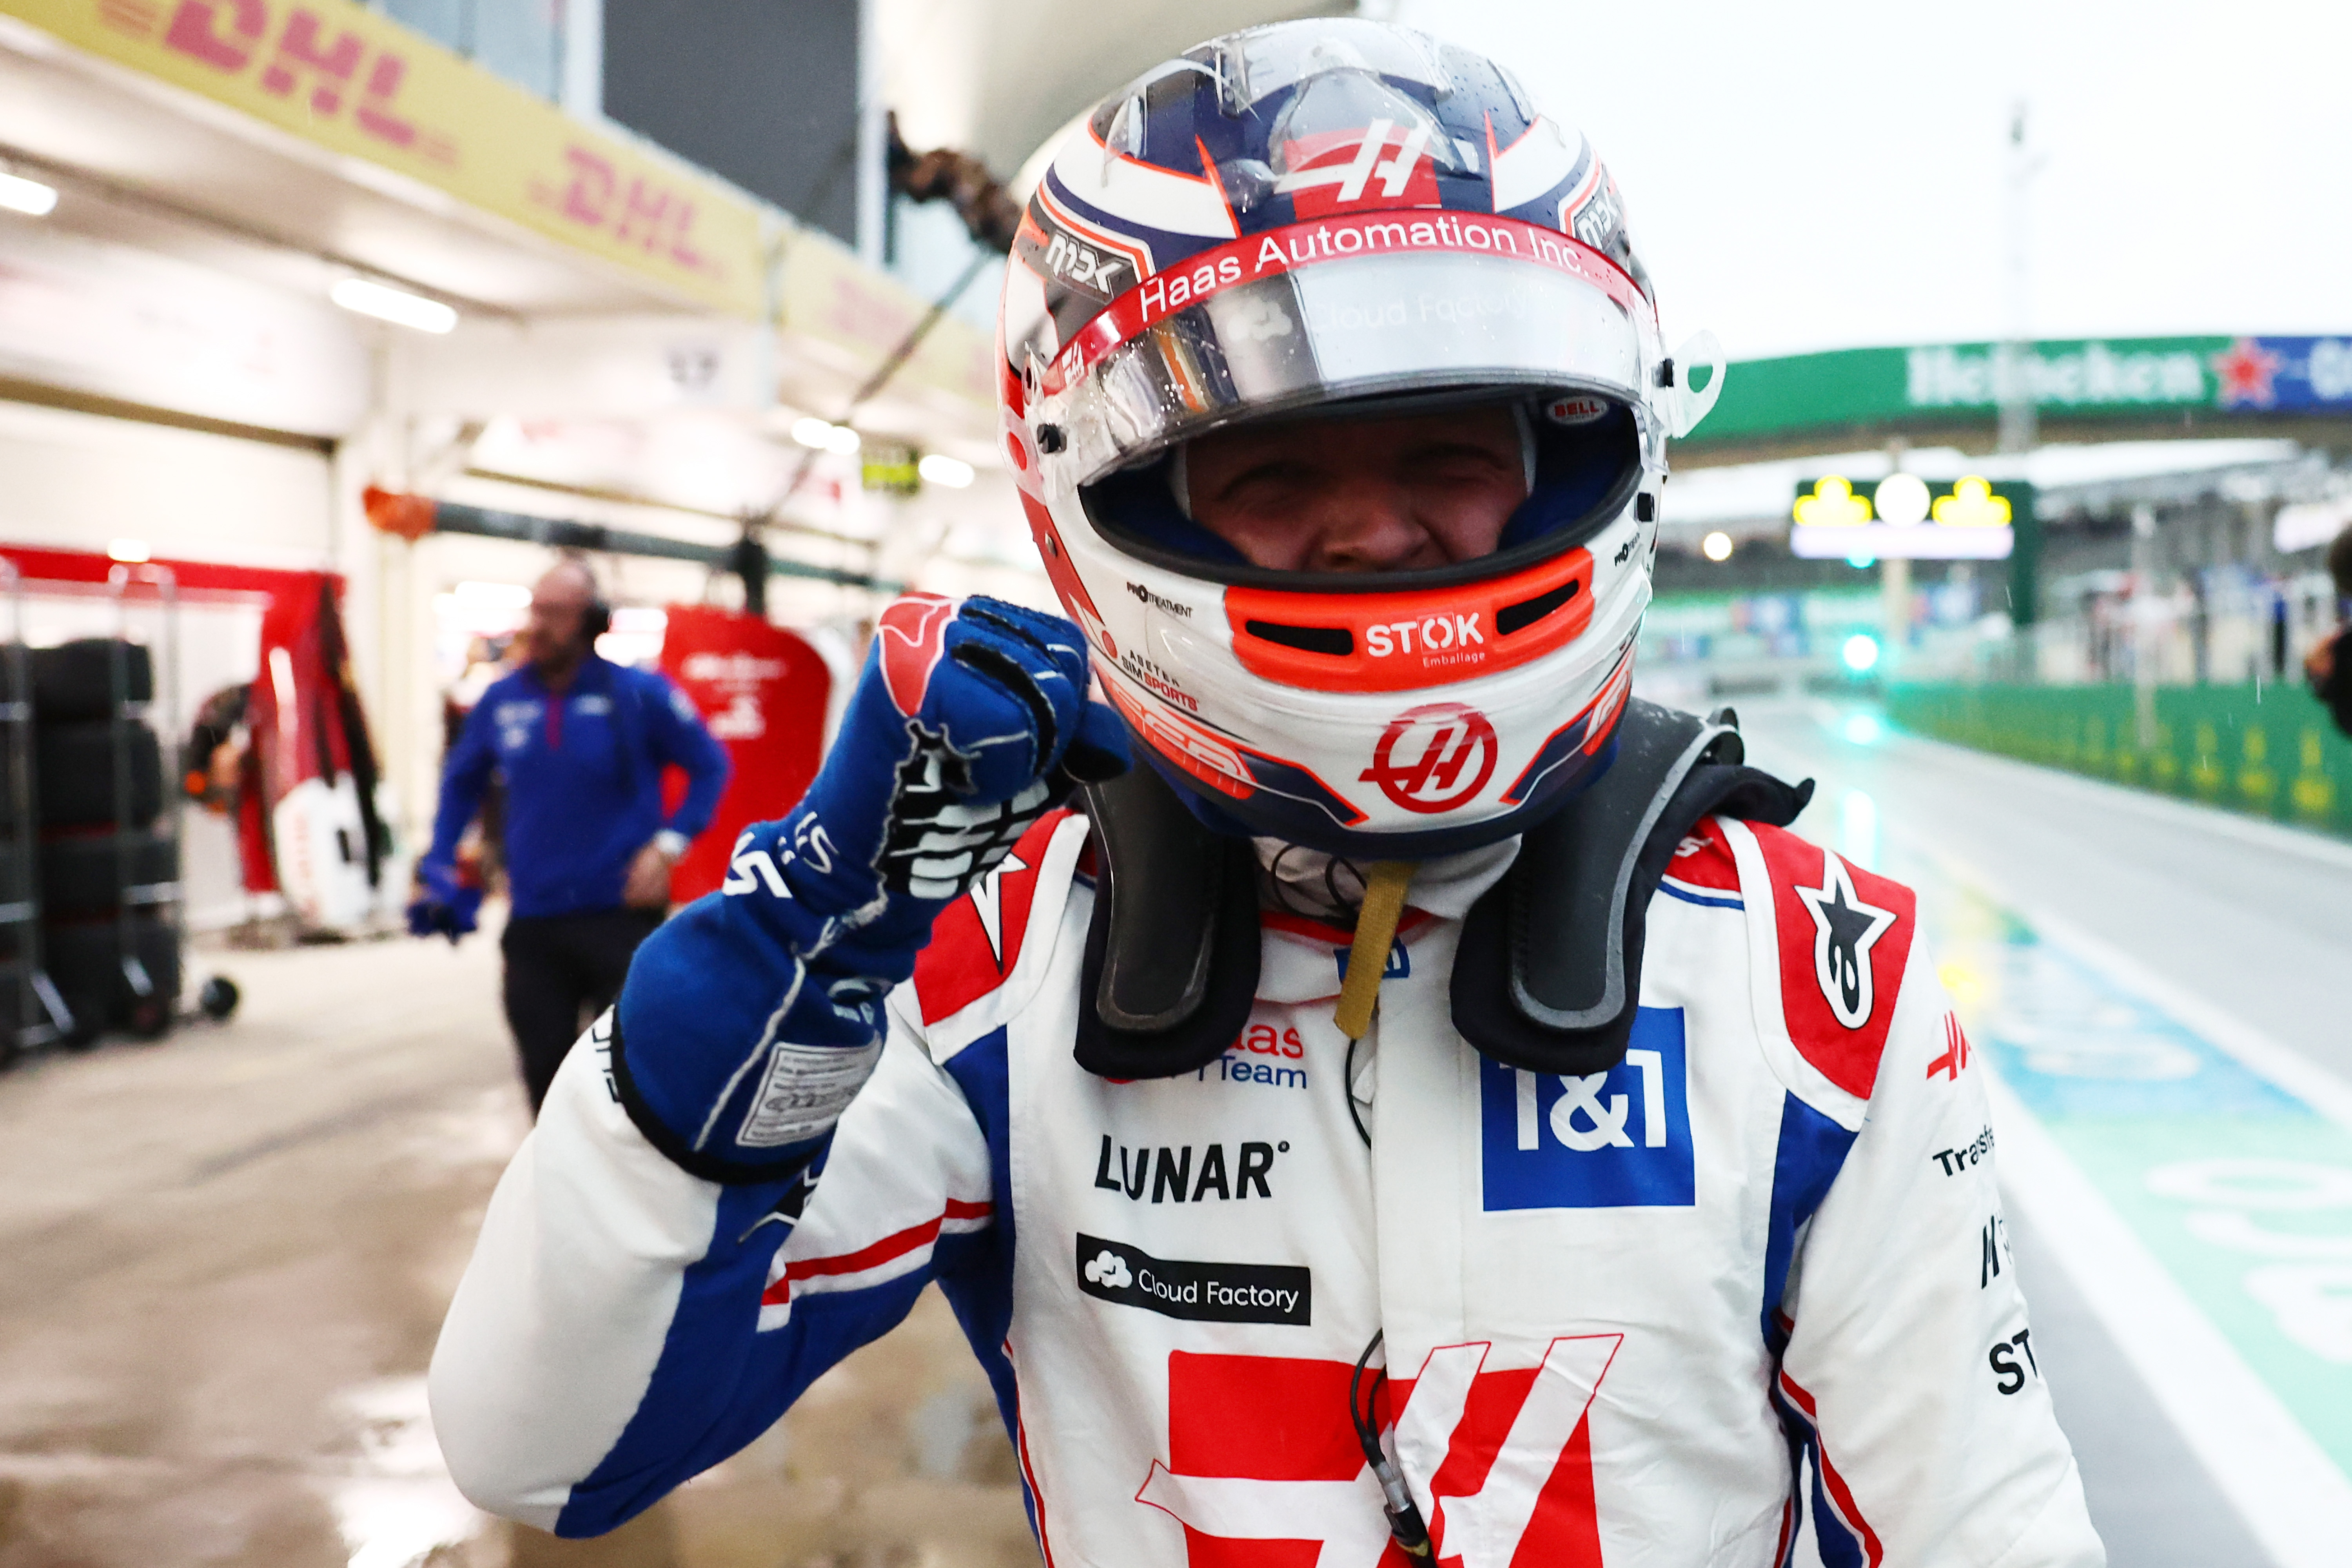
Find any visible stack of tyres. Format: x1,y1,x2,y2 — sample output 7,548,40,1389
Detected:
0,711,33,1065
31,639,179,1042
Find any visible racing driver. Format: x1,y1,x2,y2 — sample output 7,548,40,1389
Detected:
431,19,2105,1566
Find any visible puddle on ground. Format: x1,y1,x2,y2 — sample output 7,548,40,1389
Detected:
321,1376,488,1568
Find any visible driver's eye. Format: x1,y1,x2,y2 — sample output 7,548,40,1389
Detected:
1222,464,1316,501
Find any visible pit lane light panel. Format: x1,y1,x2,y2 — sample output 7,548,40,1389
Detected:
1788,474,2027,559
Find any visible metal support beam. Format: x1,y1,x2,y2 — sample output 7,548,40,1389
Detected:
423,500,903,593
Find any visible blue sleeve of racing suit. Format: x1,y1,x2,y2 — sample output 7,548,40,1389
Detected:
428,998,1004,1537
639,671,731,843
425,693,501,869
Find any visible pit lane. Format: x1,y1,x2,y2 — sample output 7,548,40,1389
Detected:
1738,698,2352,1568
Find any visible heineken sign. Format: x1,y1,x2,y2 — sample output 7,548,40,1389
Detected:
1905,343,2207,407
1690,336,2352,446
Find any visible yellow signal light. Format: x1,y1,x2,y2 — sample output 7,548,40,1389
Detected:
1933,476,2012,527
1793,475,1873,526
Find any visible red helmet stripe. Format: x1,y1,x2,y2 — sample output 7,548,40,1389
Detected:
1043,213,1650,397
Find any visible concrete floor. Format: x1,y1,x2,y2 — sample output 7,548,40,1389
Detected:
0,920,1036,1568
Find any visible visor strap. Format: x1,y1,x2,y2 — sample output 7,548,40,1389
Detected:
1334,860,1417,1042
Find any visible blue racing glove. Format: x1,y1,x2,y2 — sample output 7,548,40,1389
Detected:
610,595,1127,1182
406,858,483,944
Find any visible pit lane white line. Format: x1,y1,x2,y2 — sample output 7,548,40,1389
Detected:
1988,1073,2352,1568
1890,835,2352,1568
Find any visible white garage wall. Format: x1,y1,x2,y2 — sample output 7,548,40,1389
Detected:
0,401,334,569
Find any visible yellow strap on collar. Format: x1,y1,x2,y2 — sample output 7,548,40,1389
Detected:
1333,860,1416,1041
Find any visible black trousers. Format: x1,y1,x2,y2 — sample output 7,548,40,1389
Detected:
501,907,663,1114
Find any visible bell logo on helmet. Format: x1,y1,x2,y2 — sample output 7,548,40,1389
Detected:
1362,702,1498,813
1544,395,1610,425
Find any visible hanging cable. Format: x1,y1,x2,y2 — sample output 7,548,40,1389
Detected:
1350,1330,1433,1557
1336,864,1424,1550
1344,1033,1371,1148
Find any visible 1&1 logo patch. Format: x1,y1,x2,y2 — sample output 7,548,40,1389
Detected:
1479,1007,1695,1210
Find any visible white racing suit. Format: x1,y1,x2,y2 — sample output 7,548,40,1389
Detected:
431,807,2105,1567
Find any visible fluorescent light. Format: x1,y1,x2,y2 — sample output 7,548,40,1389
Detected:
330,277,457,334
919,453,975,489
787,415,866,455
452,580,531,610
108,538,151,563
0,171,57,218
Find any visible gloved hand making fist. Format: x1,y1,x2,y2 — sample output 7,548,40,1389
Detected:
610,594,1127,1182
406,857,483,944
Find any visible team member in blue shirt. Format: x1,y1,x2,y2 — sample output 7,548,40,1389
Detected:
413,558,730,1111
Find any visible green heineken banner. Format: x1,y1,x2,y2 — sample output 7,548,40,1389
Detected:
1690,336,2352,447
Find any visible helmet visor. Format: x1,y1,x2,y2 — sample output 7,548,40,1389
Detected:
1046,230,1653,489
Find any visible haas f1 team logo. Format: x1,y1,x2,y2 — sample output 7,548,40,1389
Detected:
1362,702,1498,813
1136,1340,1618,1566
1274,118,1442,218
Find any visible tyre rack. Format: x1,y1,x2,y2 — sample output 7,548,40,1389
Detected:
105,564,184,1034
0,560,72,1055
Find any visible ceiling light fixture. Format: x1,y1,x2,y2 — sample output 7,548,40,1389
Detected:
330,277,458,334
918,453,975,488
0,171,58,218
790,416,863,454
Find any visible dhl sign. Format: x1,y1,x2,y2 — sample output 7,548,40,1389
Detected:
4,0,768,318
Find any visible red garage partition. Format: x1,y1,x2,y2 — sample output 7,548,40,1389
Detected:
0,547,367,907
658,606,831,904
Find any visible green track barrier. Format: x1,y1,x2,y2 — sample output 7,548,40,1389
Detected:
1886,682,2352,837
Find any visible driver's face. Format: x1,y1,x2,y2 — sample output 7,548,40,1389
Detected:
1183,407,1526,574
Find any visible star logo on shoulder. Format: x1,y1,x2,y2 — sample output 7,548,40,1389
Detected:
1793,848,1896,1029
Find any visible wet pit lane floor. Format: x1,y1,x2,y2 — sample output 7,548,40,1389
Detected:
0,921,1037,1568
1738,699,2352,1568
4,704,2347,1568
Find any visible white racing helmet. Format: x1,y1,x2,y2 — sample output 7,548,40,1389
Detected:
998,18,1722,855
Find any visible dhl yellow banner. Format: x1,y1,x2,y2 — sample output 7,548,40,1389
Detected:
4,0,767,317
775,229,995,414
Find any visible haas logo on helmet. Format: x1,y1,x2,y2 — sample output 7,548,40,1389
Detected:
1362,702,1499,813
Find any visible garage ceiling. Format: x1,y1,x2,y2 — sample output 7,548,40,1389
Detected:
0,16,700,316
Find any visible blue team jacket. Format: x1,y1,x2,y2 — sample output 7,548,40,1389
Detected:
429,657,731,920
